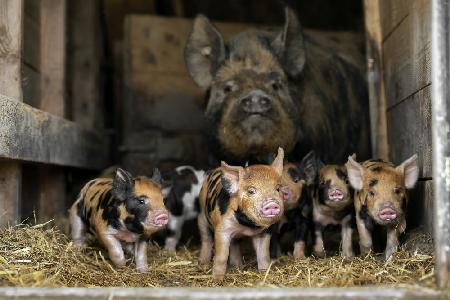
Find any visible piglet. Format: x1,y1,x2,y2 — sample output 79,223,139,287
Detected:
163,166,206,252
345,154,418,259
270,151,316,260
198,147,285,280
312,161,354,258
69,168,169,272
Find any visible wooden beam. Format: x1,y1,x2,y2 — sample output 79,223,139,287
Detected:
0,94,109,170
0,0,24,227
38,0,67,221
363,0,389,160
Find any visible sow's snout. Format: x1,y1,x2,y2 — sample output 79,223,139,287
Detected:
240,90,272,114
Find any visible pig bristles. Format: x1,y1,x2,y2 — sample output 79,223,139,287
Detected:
0,219,435,288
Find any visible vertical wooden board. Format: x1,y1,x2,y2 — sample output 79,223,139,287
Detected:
364,0,389,160
40,0,66,117
0,0,23,227
23,12,41,71
378,0,409,40
24,0,41,24
407,180,433,231
22,64,41,107
387,86,432,178
68,0,102,129
37,166,66,222
383,0,431,108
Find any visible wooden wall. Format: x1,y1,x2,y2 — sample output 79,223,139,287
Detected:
0,0,109,226
364,0,432,230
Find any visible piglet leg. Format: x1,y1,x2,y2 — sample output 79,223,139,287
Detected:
213,230,231,280
341,218,354,257
165,215,184,253
313,223,325,258
135,239,149,273
198,213,213,264
69,206,86,247
229,240,243,270
293,216,309,259
252,234,271,273
356,214,372,255
385,226,400,260
99,233,126,268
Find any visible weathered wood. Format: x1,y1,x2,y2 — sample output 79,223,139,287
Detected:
431,0,450,288
379,0,409,40
364,0,389,160
0,94,109,170
23,12,41,72
24,0,41,24
387,86,432,178
0,287,446,300
383,0,431,109
40,0,66,117
22,64,41,107
0,0,24,227
38,0,67,221
68,0,102,129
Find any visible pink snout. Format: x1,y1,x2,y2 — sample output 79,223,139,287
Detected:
328,188,344,201
378,208,397,222
260,200,281,217
152,212,169,227
280,187,292,202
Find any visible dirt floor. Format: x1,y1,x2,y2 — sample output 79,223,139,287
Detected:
0,221,435,288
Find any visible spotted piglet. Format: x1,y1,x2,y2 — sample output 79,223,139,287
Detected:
312,160,354,258
270,151,316,259
198,148,285,280
163,166,207,252
345,155,418,260
69,168,169,272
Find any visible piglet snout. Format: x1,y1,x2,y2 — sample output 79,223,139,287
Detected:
328,188,344,201
378,207,397,221
260,200,281,217
152,211,169,227
280,186,292,202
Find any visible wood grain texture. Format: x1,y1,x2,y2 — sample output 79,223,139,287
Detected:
23,12,40,72
383,0,431,109
364,0,389,160
0,94,109,170
379,0,409,40
387,86,432,178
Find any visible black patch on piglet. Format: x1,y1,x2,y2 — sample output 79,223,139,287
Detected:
102,204,122,230
371,166,382,172
125,216,144,234
335,168,347,182
369,179,378,187
359,204,374,232
288,167,300,182
235,207,261,229
166,228,175,237
217,188,230,215
318,179,331,205
113,168,134,201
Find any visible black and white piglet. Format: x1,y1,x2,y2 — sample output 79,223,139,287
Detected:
163,166,207,252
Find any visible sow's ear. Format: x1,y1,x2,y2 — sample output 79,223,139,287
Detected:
151,168,163,186
345,155,364,190
220,162,244,195
299,151,317,185
185,15,226,89
271,147,285,177
113,168,134,201
272,7,306,78
396,154,419,189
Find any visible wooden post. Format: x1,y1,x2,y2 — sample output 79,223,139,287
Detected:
0,0,24,227
431,0,450,289
363,0,389,160
38,0,67,221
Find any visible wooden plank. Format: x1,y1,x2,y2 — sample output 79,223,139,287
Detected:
68,0,102,129
40,0,66,117
387,86,432,178
363,0,389,160
24,0,41,24
125,15,249,75
38,0,67,221
0,94,109,170
0,287,446,300
378,0,409,40
383,0,431,108
0,0,24,227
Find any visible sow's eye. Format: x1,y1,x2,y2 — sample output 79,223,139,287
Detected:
247,187,257,196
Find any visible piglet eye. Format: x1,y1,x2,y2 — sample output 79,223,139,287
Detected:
276,184,281,192
368,190,375,197
394,187,402,195
224,86,232,93
138,198,146,204
247,187,256,195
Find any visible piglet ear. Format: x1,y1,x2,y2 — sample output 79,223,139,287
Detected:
113,168,134,201
345,155,364,190
220,161,243,195
151,168,163,186
271,147,285,177
396,154,419,189
299,151,317,185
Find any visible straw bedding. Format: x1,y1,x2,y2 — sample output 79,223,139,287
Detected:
0,221,435,288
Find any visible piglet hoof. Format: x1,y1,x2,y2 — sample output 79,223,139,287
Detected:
136,264,149,273
212,271,225,281
293,249,306,260
341,250,354,258
313,250,325,259
384,248,397,261
229,261,243,271
164,245,176,254
73,240,84,248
